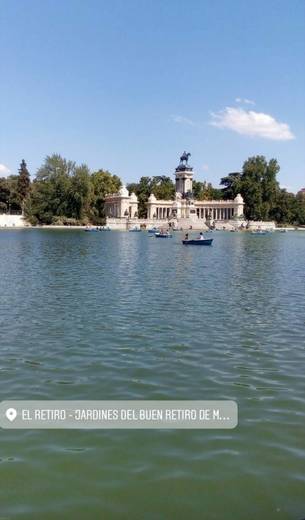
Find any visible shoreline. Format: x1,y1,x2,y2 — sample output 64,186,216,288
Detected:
1,224,305,231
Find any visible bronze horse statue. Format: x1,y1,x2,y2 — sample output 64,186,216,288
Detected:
180,151,191,165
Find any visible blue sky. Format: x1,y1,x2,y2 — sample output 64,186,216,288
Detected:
1,0,304,191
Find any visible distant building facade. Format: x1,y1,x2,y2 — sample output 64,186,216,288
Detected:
105,153,244,229
297,188,305,199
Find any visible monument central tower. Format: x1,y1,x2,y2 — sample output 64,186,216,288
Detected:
175,151,193,197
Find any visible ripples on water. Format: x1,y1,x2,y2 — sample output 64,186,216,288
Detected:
0,230,304,519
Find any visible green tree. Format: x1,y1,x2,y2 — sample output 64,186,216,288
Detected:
193,180,223,200
126,176,175,218
24,154,91,224
242,156,280,220
34,154,73,218
261,158,280,218
36,154,75,182
127,177,152,218
6,176,22,213
221,156,281,221
295,192,305,225
151,176,175,200
220,172,242,200
90,170,121,222
0,175,25,214
25,178,56,224
0,178,10,213
192,180,204,199
269,189,296,224
68,165,91,220
17,159,31,205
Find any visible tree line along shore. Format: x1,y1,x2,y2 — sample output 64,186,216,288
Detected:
1,154,304,226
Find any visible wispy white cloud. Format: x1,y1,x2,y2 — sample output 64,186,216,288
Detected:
171,115,196,127
210,107,295,141
235,97,255,105
0,164,10,175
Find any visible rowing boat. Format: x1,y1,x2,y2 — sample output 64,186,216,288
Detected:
182,239,213,246
155,232,172,238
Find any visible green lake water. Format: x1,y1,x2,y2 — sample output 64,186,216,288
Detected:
0,229,304,519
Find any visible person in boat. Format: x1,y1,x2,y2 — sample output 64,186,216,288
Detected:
199,232,204,240
184,233,189,241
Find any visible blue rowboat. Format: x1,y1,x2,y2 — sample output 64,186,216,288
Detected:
148,227,159,234
182,239,213,246
155,232,172,238
84,228,98,232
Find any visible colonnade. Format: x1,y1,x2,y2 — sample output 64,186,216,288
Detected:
106,200,238,221
196,207,235,220
155,207,172,219
153,206,235,220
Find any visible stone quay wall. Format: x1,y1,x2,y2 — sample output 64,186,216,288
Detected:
0,214,27,228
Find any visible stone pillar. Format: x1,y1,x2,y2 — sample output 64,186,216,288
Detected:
130,204,136,218
234,194,244,217
120,199,129,218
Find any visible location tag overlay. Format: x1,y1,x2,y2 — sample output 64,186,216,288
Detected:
0,401,238,429
5,408,17,422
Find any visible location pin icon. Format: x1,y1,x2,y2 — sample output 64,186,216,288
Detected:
6,408,17,422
